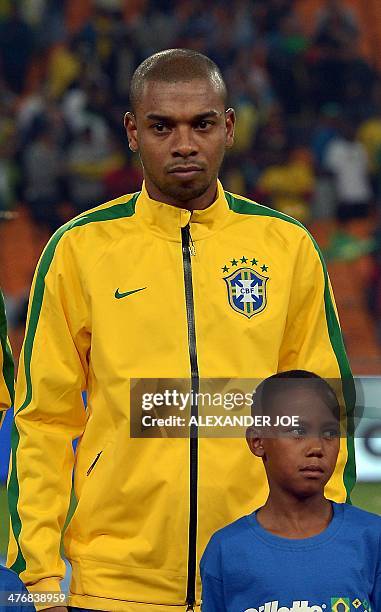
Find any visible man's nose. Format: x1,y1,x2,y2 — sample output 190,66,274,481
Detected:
171,126,198,157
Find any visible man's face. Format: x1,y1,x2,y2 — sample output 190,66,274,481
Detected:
124,78,235,209
248,387,341,498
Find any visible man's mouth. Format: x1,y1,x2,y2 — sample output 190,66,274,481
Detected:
168,165,204,178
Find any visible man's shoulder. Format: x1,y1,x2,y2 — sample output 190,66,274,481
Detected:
224,190,318,255
225,190,308,234
35,192,140,277
62,191,139,233
45,192,140,254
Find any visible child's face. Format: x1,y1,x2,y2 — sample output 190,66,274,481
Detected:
247,386,341,498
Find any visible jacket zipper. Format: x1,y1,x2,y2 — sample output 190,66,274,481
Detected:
181,224,199,611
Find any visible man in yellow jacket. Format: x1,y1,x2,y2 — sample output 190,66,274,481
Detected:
7,50,354,612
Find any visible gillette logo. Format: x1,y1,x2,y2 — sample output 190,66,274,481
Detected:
244,602,323,612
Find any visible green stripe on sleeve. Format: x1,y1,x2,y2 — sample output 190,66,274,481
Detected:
225,192,356,501
0,289,14,405
8,194,138,574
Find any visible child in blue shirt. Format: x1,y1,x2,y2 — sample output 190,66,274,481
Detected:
0,566,36,611
0,289,35,611
200,370,381,612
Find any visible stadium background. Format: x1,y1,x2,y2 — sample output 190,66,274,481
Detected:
0,0,380,561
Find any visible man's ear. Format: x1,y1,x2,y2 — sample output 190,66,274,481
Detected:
225,107,235,149
246,427,265,458
124,111,138,152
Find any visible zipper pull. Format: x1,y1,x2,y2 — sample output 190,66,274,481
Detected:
186,605,194,611
86,451,102,476
189,231,196,256
182,224,196,256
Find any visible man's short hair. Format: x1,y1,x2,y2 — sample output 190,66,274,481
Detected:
252,370,341,422
129,48,228,113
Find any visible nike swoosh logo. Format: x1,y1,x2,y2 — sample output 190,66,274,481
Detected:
115,287,146,299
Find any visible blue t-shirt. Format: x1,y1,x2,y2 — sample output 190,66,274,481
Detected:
0,566,36,611
200,502,381,612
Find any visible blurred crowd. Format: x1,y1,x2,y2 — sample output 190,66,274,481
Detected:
2,0,381,338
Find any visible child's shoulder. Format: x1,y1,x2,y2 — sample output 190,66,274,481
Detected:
201,515,252,576
211,514,252,544
0,566,36,612
0,565,26,590
337,502,381,546
202,514,252,562
340,502,381,529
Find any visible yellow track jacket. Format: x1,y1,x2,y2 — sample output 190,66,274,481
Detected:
0,289,14,417
8,182,354,611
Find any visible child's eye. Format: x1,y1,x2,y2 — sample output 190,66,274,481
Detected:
322,428,340,440
287,427,306,438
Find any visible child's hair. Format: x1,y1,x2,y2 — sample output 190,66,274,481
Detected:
251,370,341,422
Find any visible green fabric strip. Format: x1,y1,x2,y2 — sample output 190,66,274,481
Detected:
225,191,356,501
9,194,138,574
0,289,14,404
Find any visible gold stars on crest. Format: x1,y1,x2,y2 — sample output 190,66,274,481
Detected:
221,256,269,275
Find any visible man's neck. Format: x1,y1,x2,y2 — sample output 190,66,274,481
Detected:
144,180,218,211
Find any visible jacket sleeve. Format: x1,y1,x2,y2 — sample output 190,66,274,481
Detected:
0,288,14,416
278,230,355,502
7,231,89,598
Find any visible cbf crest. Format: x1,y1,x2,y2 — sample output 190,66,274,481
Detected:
222,256,269,319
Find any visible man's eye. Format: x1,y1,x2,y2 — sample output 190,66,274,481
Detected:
197,120,213,129
152,123,169,133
